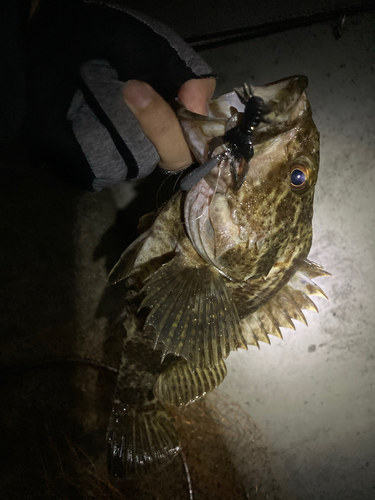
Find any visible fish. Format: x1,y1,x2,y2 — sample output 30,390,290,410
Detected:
105,75,330,479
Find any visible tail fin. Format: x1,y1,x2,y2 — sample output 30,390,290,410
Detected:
106,400,180,478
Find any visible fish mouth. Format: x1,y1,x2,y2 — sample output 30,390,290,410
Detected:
250,75,310,143
223,75,309,130
247,75,308,112
178,75,310,190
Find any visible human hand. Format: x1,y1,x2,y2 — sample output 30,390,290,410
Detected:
23,0,215,191
123,77,216,172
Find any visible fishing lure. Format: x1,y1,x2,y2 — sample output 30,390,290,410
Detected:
180,83,269,191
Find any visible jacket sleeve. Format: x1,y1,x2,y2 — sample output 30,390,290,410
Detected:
21,0,212,191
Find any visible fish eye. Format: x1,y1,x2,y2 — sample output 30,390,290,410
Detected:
290,165,310,192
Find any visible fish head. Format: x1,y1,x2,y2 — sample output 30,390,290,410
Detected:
179,76,320,282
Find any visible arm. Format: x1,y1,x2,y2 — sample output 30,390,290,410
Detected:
19,0,215,190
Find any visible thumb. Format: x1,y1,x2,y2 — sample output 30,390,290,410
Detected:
177,77,216,115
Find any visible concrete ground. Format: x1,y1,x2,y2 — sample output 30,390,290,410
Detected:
1,8,374,500
201,10,375,500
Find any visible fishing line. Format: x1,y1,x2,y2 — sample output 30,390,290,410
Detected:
193,209,206,221
173,169,185,192
184,194,207,224
207,158,223,220
155,173,173,210
156,169,186,210
180,447,194,500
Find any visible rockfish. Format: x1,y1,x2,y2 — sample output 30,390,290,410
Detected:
106,75,329,478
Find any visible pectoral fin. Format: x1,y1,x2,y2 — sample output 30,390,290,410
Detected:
140,256,247,370
106,401,180,478
108,229,152,285
108,193,184,285
154,358,227,406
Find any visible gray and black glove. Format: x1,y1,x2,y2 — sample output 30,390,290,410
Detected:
3,0,212,190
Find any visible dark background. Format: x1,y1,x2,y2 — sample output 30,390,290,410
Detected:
119,0,373,47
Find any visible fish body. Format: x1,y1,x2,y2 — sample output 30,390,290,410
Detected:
106,76,329,478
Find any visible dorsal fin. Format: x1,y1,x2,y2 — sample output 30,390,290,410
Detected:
240,260,330,346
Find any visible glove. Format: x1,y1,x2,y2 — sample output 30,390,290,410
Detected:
22,0,213,190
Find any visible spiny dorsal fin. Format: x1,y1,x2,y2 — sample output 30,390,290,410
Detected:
140,256,247,370
154,358,227,406
298,259,332,280
106,400,180,478
240,260,330,346
289,271,329,299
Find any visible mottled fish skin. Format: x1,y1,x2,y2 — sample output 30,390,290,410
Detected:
106,75,329,478
181,76,319,319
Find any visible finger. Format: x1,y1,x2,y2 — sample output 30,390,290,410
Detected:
123,80,192,171
177,77,216,115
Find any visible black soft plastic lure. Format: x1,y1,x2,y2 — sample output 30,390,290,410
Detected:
181,83,269,192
